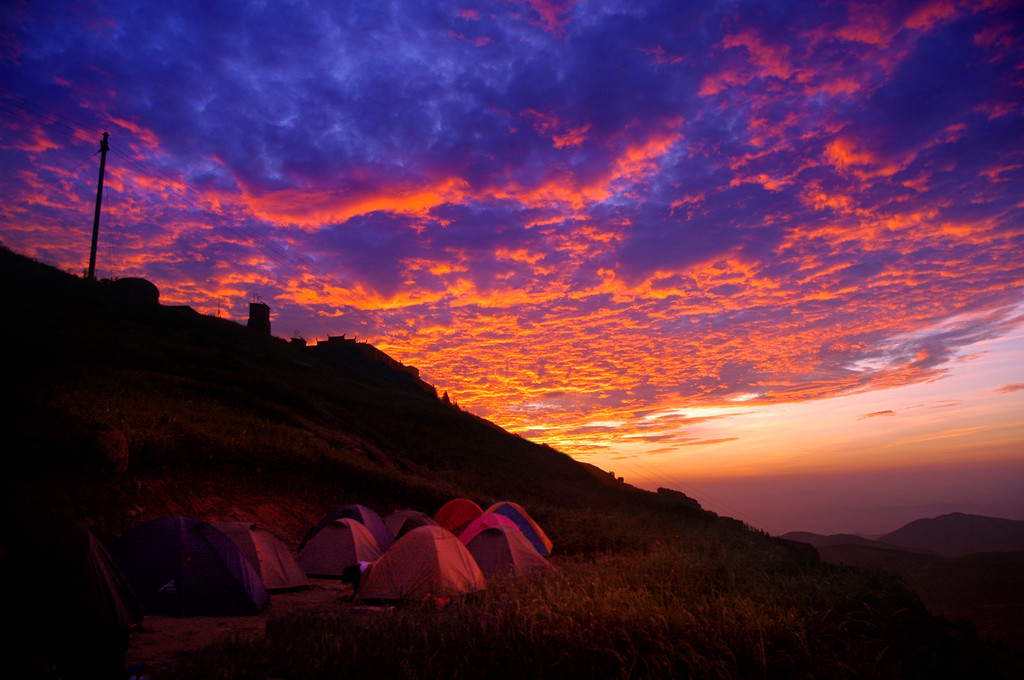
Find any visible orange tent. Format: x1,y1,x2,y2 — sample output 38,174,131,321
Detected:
433,498,483,535
211,521,309,590
356,526,485,602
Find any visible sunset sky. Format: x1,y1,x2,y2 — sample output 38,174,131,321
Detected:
2,1,1022,535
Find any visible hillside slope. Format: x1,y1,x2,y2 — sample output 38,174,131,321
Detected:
0,245,687,546
783,520,1024,656
4,245,1022,678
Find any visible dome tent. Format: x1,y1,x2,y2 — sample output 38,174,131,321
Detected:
210,521,309,590
2,512,145,678
384,509,437,540
483,502,553,557
356,526,485,603
458,512,520,545
433,498,483,535
300,504,393,551
297,518,383,577
110,516,268,616
466,525,554,581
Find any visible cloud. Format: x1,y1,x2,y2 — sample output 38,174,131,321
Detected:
1,0,1022,458
676,437,740,447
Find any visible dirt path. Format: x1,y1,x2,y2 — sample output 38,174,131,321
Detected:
126,579,352,674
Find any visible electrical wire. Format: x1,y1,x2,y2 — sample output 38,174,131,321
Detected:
582,446,769,531
0,93,98,146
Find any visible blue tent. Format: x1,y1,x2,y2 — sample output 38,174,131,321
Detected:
299,504,393,551
484,502,553,557
110,516,268,616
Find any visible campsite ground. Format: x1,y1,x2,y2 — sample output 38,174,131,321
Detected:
126,579,352,674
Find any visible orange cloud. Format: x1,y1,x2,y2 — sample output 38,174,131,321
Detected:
972,19,1017,52
13,130,62,154
521,109,591,148
824,136,909,179
722,28,796,81
109,116,161,150
243,176,471,228
490,124,684,214
835,4,899,47
904,0,959,31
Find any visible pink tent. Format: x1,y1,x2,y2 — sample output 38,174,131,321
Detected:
458,512,520,545
466,526,554,581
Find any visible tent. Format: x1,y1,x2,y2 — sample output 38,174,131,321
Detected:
300,504,393,551
384,509,437,540
110,515,268,616
466,526,555,581
356,526,486,602
210,521,308,590
433,498,483,535
483,502,553,557
2,513,145,677
297,518,383,577
458,511,521,545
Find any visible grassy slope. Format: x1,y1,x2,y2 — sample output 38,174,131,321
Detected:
815,543,1024,657
1,245,644,542
2,246,1020,678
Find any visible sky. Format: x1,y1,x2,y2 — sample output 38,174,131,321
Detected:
2,0,1022,535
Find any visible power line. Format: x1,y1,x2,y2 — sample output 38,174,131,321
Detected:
0,93,98,146
585,447,768,531
34,149,101,195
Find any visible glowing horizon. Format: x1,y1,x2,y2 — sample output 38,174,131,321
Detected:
2,0,1022,534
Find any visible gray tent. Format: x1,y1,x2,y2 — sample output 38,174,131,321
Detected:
211,521,309,590
384,509,437,540
297,518,383,577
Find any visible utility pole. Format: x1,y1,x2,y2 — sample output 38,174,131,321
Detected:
87,131,109,281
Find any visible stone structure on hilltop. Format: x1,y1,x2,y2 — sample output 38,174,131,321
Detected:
247,298,271,335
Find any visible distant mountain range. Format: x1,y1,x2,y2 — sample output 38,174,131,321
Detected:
879,512,1024,556
783,513,1024,656
784,512,1024,557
